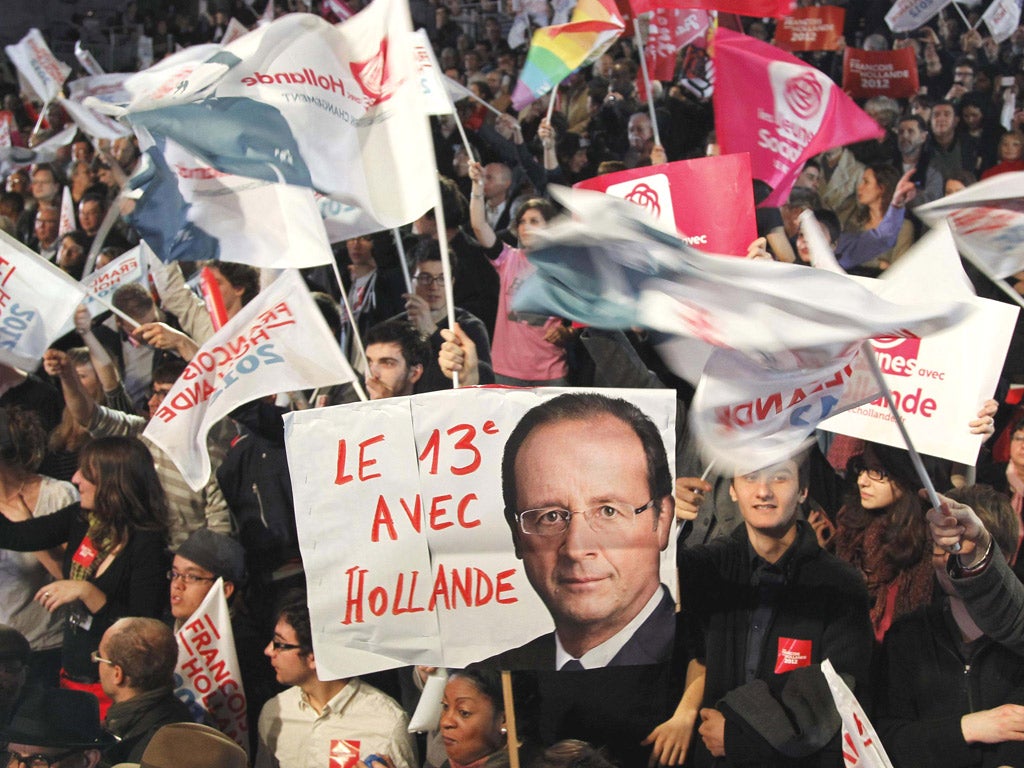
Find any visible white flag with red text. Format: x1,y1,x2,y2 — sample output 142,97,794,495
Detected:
80,247,148,318
4,29,71,105
174,578,249,755
982,0,1023,42
915,170,1024,279
0,231,88,370
822,660,894,768
143,270,356,490
89,0,434,238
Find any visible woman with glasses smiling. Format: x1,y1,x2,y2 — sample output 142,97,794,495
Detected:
0,437,167,718
828,443,935,643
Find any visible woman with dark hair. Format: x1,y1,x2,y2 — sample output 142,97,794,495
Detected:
468,160,572,386
829,443,933,642
836,164,916,273
439,669,509,768
0,406,78,685
0,436,168,715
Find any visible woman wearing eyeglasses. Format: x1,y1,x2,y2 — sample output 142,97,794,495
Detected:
0,436,167,717
828,443,934,643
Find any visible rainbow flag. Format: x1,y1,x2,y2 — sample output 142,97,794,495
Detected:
511,0,625,110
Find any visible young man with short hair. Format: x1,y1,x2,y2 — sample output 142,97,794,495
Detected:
255,593,415,768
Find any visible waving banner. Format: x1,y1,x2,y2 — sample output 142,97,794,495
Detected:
81,247,148,318
0,231,87,370
129,132,333,267
94,0,435,237
574,153,756,256
982,0,1023,43
885,0,953,32
713,29,883,207
4,29,71,105
144,270,355,490
286,387,677,677
915,171,1024,280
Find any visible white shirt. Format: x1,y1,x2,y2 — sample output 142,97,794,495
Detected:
554,587,665,670
255,679,415,768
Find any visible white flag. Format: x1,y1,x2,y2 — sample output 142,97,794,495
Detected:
822,660,894,768
4,29,71,105
0,125,77,173
97,0,435,237
129,131,334,268
915,171,1024,279
885,0,953,31
0,230,89,370
58,187,76,240
74,41,105,76
174,578,249,755
80,247,148,318
411,30,455,116
983,0,1022,40
58,97,131,141
143,270,356,490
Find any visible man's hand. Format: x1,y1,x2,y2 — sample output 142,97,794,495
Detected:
698,708,726,757
926,491,991,563
650,145,667,165
41,349,70,378
674,477,711,522
133,322,199,360
404,293,436,335
807,509,836,547
962,705,1024,744
439,323,480,386
73,305,94,337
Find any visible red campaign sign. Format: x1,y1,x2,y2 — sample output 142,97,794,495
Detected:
775,6,845,52
774,636,812,674
574,153,757,256
843,47,920,99
646,9,710,82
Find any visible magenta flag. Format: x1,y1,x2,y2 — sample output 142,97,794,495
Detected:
712,28,883,207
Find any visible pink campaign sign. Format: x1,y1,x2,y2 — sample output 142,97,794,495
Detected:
574,153,757,256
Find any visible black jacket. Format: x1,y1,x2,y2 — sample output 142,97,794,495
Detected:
679,521,873,767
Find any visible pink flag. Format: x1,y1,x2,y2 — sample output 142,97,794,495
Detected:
645,9,710,82
713,28,883,207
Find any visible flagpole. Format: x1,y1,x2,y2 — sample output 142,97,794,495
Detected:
463,88,505,118
83,190,125,276
29,99,51,143
961,250,1024,311
951,1,973,30
545,89,557,125
634,16,662,148
87,292,142,330
392,228,412,294
330,259,369,402
501,671,520,768
861,342,959,550
431,194,460,389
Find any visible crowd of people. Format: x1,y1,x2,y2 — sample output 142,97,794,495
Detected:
2,0,1024,766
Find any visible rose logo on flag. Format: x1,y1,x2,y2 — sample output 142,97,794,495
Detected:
329,739,362,768
783,72,824,120
624,183,662,218
351,39,398,106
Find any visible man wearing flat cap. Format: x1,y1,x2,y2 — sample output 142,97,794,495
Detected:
167,528,279,754
1,688,116,768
